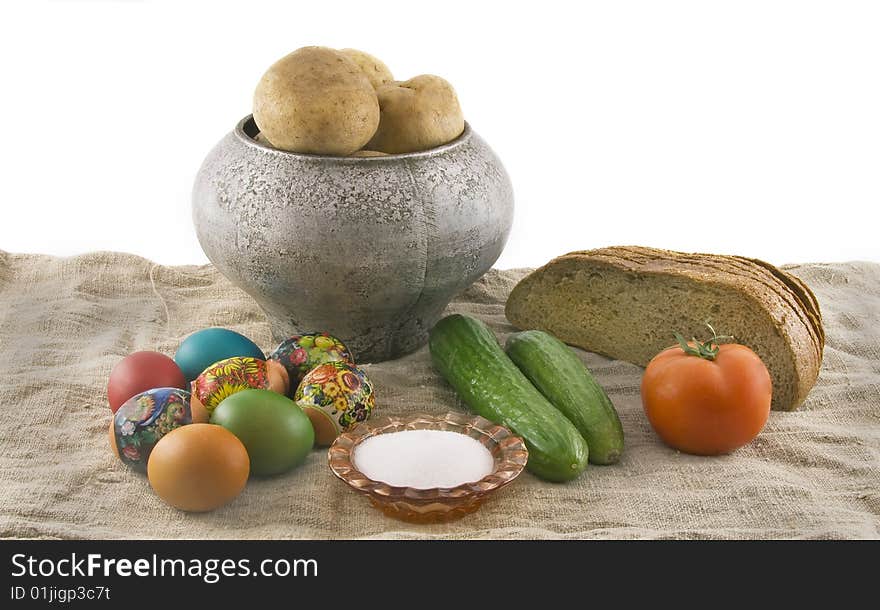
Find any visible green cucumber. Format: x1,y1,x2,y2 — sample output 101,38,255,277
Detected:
428,314,588,482
505,330,624,465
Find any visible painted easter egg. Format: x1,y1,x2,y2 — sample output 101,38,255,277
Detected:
174,328,265,382
111,387,192,471
294,361,374,446
269,333,354,394
107,351,187,413
190,356,289,423
211,389,314,476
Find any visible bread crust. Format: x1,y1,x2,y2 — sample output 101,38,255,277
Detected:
505,246,824,411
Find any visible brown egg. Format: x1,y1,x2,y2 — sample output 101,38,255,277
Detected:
109,419,119,458
268,359,290,393
190,394,210,424
147,424,249,512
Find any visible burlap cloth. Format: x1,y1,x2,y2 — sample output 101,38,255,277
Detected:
0,250,878,539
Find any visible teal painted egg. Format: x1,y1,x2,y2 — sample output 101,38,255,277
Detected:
174,328,264,382
269,333,354,395
294,361,374,446
111,387,192,471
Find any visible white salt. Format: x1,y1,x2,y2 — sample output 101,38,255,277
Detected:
353,430,495,489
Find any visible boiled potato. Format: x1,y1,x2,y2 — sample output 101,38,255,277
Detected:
339,48,394,89
367,75,464,154
253,46,380,155
349,149,389,157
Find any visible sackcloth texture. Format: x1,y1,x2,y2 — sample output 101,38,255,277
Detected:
0,250,877,539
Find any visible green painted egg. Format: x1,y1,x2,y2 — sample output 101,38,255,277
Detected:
210,389,314,476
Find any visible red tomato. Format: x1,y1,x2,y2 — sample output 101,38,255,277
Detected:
641,337,771,455
107,351,187,413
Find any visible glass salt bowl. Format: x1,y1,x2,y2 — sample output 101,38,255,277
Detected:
328,412,528,523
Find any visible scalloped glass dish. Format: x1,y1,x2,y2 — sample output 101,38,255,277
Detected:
328,412,529,523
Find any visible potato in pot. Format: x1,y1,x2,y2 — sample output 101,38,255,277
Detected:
253,46,380,155
339,48,395,89
349,149,389,157
367,75,465,154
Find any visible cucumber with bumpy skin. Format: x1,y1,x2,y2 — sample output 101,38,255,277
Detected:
428,314,589,482
505,330,624,465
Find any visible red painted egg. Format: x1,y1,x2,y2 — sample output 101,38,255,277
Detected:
107,351,187,413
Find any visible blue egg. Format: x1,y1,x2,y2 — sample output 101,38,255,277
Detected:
174,328,265,381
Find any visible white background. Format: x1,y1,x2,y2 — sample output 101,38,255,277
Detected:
2,0,877,268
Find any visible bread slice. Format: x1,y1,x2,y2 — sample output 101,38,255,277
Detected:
505,246,824,411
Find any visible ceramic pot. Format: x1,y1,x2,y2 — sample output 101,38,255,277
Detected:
192,115,513,362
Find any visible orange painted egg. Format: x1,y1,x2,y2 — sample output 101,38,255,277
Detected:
147,424,249,512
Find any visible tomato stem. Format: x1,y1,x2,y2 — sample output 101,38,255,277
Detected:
673,323,734,361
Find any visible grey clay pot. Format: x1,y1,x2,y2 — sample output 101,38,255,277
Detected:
192,115,514,362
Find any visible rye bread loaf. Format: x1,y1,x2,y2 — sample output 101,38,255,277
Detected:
505,246,824,411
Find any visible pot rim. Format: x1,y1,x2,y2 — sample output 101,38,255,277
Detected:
235,114,473,161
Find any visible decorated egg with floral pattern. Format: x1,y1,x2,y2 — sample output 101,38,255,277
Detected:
294,361,374,446
190,356,289,422
269,333,354,395
111,387,192,471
